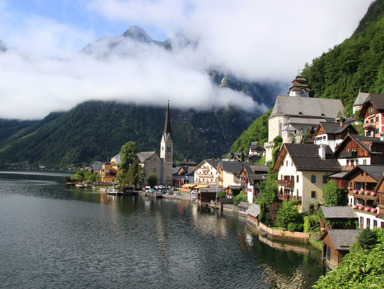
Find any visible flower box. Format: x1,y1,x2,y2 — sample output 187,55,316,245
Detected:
354,190,359,194
359,205,364,210
353,205,358,209
348,203,352,206
372,208,377,213
365,207,370,212
371,192,377,196
348,187,352,190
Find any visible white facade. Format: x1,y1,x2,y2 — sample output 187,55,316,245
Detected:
194,161,218,185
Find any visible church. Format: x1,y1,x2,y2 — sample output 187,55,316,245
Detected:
104,102,173,186
264,75,345,163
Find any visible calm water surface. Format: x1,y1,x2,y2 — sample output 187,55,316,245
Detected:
0,171,324,288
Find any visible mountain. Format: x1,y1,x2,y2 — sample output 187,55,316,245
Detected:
301,0,384,115
230,0,384,154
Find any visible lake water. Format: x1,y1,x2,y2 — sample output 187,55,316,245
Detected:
0,171,324,288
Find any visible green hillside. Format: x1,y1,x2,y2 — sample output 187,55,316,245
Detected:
0,101,256,168
302,0,384,115
230,0,384,153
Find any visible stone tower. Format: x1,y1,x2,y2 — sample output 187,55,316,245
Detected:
160,101,173,185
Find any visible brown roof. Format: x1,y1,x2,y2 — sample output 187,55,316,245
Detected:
321,206,357,219
321,229,361,251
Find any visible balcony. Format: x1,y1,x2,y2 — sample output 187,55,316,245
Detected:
278,179,294,188
277,194,301,202
340,151,357,158
350,204,378,215
363,122,376,130
349,189,378,200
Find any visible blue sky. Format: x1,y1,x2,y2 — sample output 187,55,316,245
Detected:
0,0,375,119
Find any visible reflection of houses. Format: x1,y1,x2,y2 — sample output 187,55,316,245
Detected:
273,143,341,212
264,75,344,162
334,135,384,171
313,121,357,152
239,164,268,203
321,229,361,268
360,93,384,137
194,159,219,185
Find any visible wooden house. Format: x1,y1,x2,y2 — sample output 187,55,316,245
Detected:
321,229,361,268
320,206,357,230
239,164,268,203
334,135,384,171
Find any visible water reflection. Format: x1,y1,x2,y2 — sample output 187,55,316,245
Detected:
0,172,324,288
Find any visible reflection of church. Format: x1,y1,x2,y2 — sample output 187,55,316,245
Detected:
101,102,173,185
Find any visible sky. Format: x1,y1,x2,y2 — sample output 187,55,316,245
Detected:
0,0,375,119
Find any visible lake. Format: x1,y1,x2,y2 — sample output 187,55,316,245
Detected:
0,171,324,288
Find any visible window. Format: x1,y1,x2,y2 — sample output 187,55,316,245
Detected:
375,128,379,134
374,220,378,228
376,116,379,122
367,218,371,228
311,191,316,198
286,160,288,166
296,175,299,183
322,176,328,184
363,159,367,165
311,175,316,183
360,217,364,226
382,222,384,229
367,131,372,137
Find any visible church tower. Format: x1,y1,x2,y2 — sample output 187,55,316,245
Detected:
288,75,311,97
160,101,173,185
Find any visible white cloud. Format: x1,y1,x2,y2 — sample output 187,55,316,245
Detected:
0,0,374,119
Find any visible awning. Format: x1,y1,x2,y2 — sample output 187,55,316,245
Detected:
196,185,209,188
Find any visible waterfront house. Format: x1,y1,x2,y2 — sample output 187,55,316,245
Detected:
217,161,245,188
321,229,361,268
246,204,261,226
239,164,268,203
194,159,219,185
273,143,341,212
320,206,357,230
359,93,384,137
92,161,103,174
333,135,384,171
100,161,118,183
313,121,357,152
264,75,344,162
172,166,195,187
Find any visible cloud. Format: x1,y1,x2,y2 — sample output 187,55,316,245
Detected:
0,0,374,119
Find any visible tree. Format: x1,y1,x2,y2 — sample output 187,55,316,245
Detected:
276,201,303,231
323,180,347,206
234,192,248,206
217,190,226,199
118,141,141,186
147,173,158,188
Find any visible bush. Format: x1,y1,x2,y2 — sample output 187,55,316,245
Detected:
234,192,248,206
276,201,303,231
303,214,320,233
217,190,226,199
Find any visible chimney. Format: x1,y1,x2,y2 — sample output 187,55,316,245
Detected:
340,121,344,127
319,144,326,160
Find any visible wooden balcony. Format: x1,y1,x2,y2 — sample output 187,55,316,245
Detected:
340,151,357,158
349,190,378,200
278,179,294,188
351,205,378,215
277,194,301,202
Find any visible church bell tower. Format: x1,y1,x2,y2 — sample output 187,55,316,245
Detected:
160,101,173,185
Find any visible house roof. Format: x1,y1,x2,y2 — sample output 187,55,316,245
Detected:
270,95,344,119
219,161,246,174
321,206,357,219
194,159,219,172
137,151,157,163
92,161,103,171
353,92,370,107
315,121,357,136
366,94,384,110
342,165,384,182
238,202,252,209
321,229,361,251
245,204,260,218
334,135,384,156
111,154,121,164
273,143,341,172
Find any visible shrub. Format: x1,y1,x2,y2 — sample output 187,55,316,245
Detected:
234,192,248,206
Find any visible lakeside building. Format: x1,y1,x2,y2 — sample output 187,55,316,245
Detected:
193,159,219,185
264,75,344,163
273,143,341,212
239,164,268,203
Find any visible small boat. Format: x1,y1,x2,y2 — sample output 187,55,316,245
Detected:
75,183,87,188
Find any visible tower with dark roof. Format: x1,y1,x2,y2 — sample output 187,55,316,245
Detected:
160,101,173,185
288,75,311,97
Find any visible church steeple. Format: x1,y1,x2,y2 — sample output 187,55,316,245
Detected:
163,100,171,137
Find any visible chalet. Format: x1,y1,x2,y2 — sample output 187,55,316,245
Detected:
374,173,384,228
100,160,118,183
217,161,245,189
313,121,358,152
273,143,341,212
320,206,357,230
239,164,268,203
194,159,219,185
334,135,384,171
264,75,344,162
198,187,218,204
360,93,384,137
248,142,265,157
172,165,195,187
321,229,361,268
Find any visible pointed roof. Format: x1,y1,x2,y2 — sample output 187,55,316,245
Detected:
288,75,311,93
353,91,370,107
163,101,171,135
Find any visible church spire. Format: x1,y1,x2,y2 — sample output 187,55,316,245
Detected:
163,100,171,135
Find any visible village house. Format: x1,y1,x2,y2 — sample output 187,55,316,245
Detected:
273,143,341,212
333,135,384,171
360,93,384,137
313,121,358,152
216,161,245,194
194,159,219,185
321,229,361,268
172,161,196,187
100,160,118,183
239,164,269,203
264,75,344,162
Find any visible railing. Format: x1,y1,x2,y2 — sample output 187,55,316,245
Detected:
340,151,357,158
350,190,378,199
278,179,294,188
350,204,378,215
363,122,376,130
